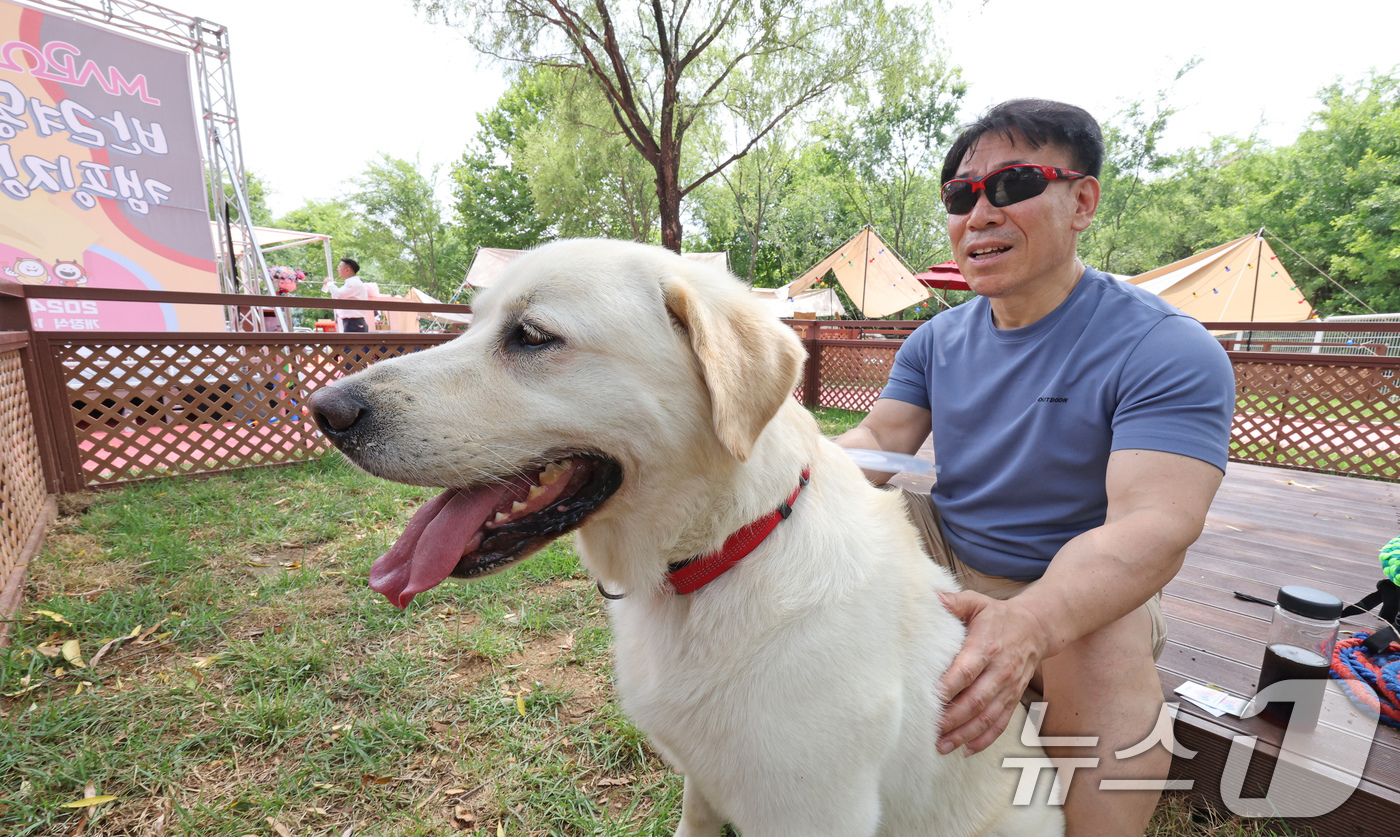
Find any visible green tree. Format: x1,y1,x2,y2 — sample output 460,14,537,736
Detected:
419,0,940,253
1272,72,1400,313
1080,98,1180,275
452,70,553,250
517,69,661,241
1096,70,1399,315
271,199,366,284
347,154,462,301
211,171,274,227
814,60,966,271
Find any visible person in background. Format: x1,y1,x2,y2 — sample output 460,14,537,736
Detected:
322,258,374,332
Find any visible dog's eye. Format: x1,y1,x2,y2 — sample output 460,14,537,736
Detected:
514,322,555,348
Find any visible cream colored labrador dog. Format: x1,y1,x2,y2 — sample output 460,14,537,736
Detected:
308,239,1063,837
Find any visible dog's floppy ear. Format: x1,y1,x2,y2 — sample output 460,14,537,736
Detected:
663,268,807,461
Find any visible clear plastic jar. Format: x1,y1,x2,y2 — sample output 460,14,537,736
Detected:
1255,585,1342,729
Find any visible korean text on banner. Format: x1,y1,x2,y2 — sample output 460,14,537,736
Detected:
0,0,221,332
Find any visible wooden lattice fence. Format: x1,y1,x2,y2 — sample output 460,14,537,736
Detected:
36,333,455,489
1230,354,1397,479
0,336,53,641
809,339,901,412
789,320,1400,481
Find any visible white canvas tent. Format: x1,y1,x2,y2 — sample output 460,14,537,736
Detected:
1128,233,1316,322
462,247,521,290
210,222,335,284
787,227,929,318
750,285,847,319
462,247,730,292
380,286,473,333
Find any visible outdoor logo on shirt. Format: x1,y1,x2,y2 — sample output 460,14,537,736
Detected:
1037,397,1069,403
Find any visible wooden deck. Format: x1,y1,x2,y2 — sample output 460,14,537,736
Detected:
892,454,1400,836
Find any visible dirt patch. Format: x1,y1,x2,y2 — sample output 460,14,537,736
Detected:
55,492,98,517
24,531,137,601
502,631,612,713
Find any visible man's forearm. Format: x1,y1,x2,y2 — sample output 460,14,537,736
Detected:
1010,509,1190,659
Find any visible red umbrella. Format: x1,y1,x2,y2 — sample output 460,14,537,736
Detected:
912,260,970,291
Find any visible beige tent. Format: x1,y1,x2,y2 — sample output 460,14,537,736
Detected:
788,228,929,318
462,247,521,290
750,285,847,319
1128,234,1316,322
380,287,473,333
463,247,729,291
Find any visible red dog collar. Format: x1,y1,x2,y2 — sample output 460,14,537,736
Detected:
665,468,812,595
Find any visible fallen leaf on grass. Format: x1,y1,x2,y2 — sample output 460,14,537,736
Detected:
516,696,527,716
443,787,468,796
190,654,221,669
360,775,393,787
88,626,142,669
264,818,292,837
34,609,71,625
558,634,574,651
62,640,87,668
60,795,116,808
3,675,40,697
596,776,634,787
134,621,167,646
36,642,62,658
452,806,476,826
272,498,290,507
498,823,505,837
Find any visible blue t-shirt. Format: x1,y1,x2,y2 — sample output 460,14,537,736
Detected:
881,267,1235,580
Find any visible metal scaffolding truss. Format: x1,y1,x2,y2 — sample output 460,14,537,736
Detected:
19,0,282,331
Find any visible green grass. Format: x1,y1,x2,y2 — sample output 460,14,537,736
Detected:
810,406,867,436
1,414,1302,836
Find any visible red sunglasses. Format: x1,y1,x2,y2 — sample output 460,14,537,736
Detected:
941,164,1088,215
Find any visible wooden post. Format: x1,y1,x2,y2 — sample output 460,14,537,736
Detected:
0,279,67,493
802,321,821,408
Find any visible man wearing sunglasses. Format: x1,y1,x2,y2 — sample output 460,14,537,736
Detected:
838,99,1234,836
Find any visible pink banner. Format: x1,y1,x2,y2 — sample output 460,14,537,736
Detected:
0,1,221,331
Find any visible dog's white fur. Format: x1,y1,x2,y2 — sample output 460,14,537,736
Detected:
332,240,1063,837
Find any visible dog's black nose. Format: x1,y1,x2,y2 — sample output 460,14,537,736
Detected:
308,386,369,435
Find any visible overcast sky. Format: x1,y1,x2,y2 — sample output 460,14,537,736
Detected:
173,0,1399,218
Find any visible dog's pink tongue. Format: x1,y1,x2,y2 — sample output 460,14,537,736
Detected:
370,485,509,609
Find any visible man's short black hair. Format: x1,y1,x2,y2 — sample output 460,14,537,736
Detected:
339,257,360,274
941,99,1104,184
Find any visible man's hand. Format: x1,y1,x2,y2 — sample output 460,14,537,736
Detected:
935,590,1055,755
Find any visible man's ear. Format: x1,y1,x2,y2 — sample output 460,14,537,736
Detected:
1071,176,1101,232
663,271,807,461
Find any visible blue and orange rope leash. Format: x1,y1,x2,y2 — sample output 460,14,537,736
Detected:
1330,536,1400,728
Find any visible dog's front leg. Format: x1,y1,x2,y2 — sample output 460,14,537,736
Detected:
674,775,725,837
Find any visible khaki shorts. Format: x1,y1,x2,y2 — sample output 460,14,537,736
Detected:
898,488,1168,661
